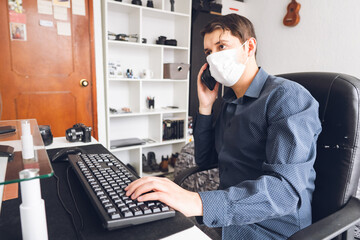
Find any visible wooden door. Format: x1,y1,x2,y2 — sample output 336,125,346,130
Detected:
0,0,97,138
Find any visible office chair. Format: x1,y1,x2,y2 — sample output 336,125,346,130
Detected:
175,72,360,240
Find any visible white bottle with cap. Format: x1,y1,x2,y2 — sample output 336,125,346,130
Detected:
21,120,34,160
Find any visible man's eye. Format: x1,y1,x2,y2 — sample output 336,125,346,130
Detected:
219,45,226,50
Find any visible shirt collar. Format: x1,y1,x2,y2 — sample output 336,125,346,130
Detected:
223,67,268,104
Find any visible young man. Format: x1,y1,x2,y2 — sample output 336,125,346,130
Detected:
126,14,322,239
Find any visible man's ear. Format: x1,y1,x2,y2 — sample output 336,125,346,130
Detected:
247,37,257,57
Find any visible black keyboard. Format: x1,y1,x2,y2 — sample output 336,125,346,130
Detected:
68,153,175,230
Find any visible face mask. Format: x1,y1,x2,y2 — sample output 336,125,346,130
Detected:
206,41,248,87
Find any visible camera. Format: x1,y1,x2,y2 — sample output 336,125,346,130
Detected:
66,123,92,143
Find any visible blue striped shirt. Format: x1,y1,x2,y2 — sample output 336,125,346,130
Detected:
194,68,322,239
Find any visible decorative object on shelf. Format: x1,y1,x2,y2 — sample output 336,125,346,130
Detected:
108,32,139,42
146,0,154,8
108,60,123,78
156,36,167,45
163,118,184,140
115,33,128,41
165,39,177,46
107,31,117,40
142,38,147,43
65,123,92,143
109,107,131,114
162,106,179,110
121,107,131,113
126,69,134,78
141,69,154,79
170,0,175,12
115,0,122,2
283,0,301,27
109,107,118,114
110,138,146,149
156,36,177,46
159,155,169,172
169,152,179,167
147,151,159,171
163,63,190,79
131,0,142,6
142,154,153,172
128,34,139,42
146,96,155,109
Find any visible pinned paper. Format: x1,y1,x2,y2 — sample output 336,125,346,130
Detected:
54,6,68,20
72,0,86,16
9,11,26,23
37,0,53,15
53,0,70,8
39,19,54,27
8,0,23,14
10,22,27,41
57,21,71,36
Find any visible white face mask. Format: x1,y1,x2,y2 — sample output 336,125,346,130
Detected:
206,41,248,87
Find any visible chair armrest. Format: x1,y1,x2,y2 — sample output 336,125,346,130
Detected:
288,197,360,240
174,164,218,186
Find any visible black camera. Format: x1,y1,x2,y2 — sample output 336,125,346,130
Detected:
66,123,92,143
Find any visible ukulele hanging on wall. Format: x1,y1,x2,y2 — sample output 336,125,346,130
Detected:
283,0,301,27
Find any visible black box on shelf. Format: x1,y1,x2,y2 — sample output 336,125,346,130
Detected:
163,118,184,141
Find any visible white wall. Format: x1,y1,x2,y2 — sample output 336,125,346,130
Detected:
93,2,107,145
221,0,360,78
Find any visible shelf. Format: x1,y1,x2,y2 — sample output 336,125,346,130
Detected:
107,0,190,17
109,109,187,118
103,0,190,176
107,40,189,50
142,7,190,19
108,77,187,82
142,165,175,177
109,139,186,152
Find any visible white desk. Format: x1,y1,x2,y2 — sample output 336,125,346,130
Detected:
45,136,98,150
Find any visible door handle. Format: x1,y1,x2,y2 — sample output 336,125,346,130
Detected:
80,79,89,87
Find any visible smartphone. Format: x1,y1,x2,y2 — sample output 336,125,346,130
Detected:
201,65,217,91
0,126,16,135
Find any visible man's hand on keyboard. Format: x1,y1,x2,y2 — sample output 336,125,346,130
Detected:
125,176,203,217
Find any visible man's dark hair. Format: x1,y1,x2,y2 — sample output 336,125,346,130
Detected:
201,14,257,44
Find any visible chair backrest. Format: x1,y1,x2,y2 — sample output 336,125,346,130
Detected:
277,72,360,223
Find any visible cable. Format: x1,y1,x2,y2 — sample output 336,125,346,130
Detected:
53,171,82,240
66,165,85,240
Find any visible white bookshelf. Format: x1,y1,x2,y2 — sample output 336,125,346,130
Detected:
102,0,191,177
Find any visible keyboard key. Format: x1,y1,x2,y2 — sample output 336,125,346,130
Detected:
158,204,170,211
106,207,116,213
130,207,143,216
110,212,121,219
139,205,152,214
150,206,161,213
123,210,133,218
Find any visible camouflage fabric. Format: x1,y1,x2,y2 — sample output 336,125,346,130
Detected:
174,141,220,192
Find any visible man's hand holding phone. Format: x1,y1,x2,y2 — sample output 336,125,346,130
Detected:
197,63,219,115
